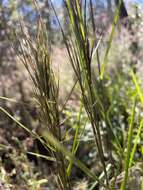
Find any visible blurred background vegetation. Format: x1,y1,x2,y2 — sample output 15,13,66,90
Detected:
0,0,143,189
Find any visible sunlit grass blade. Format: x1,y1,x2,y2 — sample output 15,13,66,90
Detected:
120,97,136,190
60,79,78,113
0,107,32,134
41,129,107,188
129,119,143,167
0,96,20,103
91,35,103,61
0,96,30,105
89,163,112,190
131,71,143,106
67,102,83,176
27,152,56,162
100,0,122,80
0,106,55,152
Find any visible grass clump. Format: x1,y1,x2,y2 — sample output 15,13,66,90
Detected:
56,0,123,187
18,18,71,189
0,0,143,190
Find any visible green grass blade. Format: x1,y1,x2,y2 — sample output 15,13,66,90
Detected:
42,129,106,188
129,119,143,167
89,163,112,190
0,106,55,152
131,71,143,106
0,96,31,105
120,98,136,190
100,0,121,80
67,103,83,176
0,107,32,134
27,152,56,162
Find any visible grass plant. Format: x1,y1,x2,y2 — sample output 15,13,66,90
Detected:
0,0,143,190
52,0,124,188
17,16,71,189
